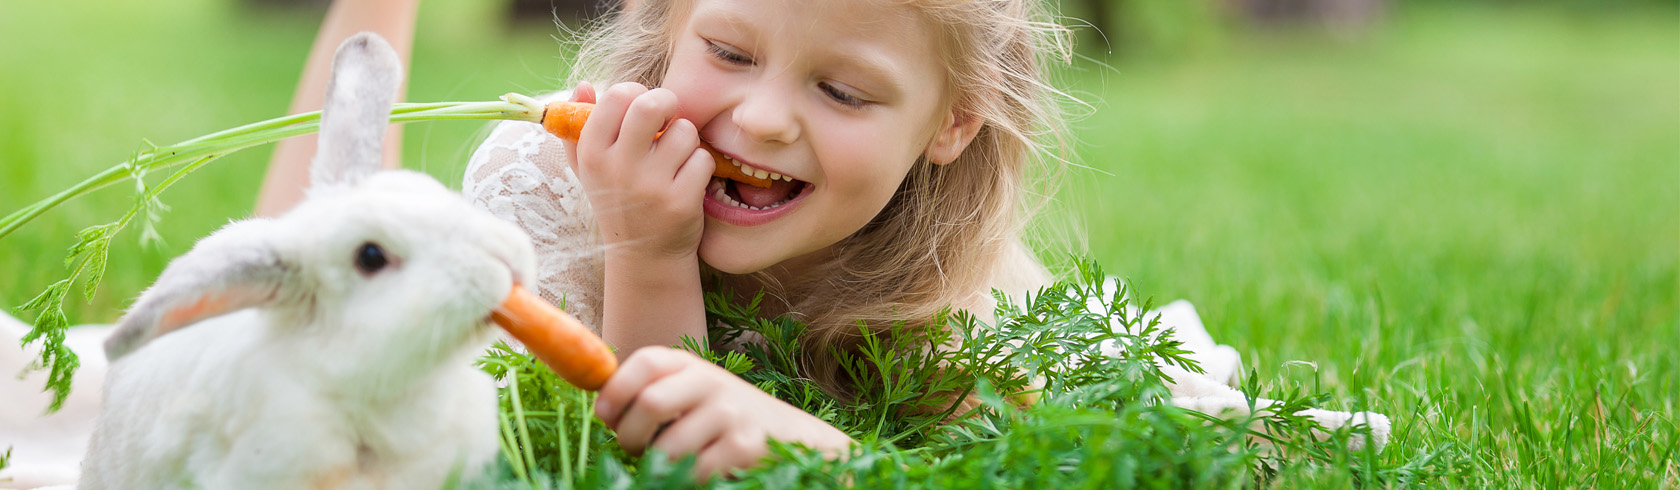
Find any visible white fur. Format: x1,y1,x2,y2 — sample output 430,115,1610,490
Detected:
75,33,533,489
81,312,500,489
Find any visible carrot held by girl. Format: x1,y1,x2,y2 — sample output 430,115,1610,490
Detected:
538,101,776,188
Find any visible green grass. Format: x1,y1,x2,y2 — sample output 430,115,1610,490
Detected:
0,0,569,316
1064,4,1679,487
2,1,1676,488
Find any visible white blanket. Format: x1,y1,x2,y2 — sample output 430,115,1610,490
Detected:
1,314,110,489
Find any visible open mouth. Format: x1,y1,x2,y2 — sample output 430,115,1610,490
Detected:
704,158,813,226
706,154,810,211
708,174,809,211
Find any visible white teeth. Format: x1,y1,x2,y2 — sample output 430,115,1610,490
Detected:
711,182,796,211
721,155,798,183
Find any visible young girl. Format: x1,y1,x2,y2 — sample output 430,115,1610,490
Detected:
459,0,1070,477
234,0,1381,480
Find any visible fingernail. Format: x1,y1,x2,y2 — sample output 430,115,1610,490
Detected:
595,398,611,416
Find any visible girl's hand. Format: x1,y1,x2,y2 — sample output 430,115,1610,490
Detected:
595,346,855,479
567,82,715,260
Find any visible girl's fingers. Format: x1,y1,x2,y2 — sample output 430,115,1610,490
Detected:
595,346,686,427
559,82,595,174
613,368,718,455
647,392,729,457
580,82,646,148
652,117,698,162
620,88,681,161
676,148,716,204
572,81,596,104
694,438,759,482
660,120,713,185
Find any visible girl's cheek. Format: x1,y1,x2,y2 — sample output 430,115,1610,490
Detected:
690,76,744,125
664,51,738,122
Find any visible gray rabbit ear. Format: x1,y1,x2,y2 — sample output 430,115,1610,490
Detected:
311,32,404,188
105,220,293,361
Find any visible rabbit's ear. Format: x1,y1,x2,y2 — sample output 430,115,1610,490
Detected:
105,220,293,361
311,32,403,188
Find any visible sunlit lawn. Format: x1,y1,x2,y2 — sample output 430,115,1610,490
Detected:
1067,5,1677,486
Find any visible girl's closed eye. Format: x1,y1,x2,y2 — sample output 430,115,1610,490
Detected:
819,81,868,108
705,40,753,66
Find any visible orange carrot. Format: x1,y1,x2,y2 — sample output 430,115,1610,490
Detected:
492,284,617,391
541,101,776,188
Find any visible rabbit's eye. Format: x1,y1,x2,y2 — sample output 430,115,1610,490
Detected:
354,242,389,275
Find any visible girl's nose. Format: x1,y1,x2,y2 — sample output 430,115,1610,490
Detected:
731,85,801,145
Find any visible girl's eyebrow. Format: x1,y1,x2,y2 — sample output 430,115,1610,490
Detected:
821,49,909,99
693,3,755,36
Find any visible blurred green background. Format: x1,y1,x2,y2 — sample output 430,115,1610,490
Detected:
2,0,1676,486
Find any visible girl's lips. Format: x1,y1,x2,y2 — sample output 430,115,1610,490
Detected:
703,180,815,227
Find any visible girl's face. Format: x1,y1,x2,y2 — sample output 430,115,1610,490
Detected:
663,0,979,275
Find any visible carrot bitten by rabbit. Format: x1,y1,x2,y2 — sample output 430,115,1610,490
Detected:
493,284,617,391
540,100,776,188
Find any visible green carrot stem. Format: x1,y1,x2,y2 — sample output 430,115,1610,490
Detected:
0,96,543,241
4,95,548,411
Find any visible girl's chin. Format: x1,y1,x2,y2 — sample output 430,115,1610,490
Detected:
697,240,773,275
699,229,837,278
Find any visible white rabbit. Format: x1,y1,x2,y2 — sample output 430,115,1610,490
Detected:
77,32,532,489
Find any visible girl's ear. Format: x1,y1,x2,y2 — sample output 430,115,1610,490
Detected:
924,109,984,166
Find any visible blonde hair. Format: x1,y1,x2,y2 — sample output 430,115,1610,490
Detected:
570,0,1075,400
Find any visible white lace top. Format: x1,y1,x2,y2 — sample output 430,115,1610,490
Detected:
462,101,606,333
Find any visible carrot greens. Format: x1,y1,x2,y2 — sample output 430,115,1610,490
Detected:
3,94,550,410
463,260,1455,488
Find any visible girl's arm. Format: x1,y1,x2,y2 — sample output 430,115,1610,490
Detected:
601,248,708,357
256,0,420,217
564,82,713,357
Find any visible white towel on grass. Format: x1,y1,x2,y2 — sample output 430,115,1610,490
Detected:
1092,278,1391,453
0,314,110,490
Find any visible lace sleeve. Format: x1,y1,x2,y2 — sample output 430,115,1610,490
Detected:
463,114,605,333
